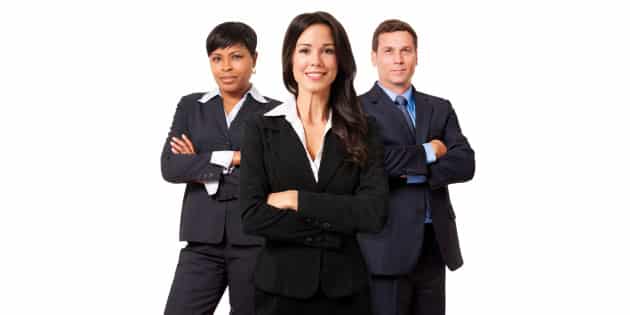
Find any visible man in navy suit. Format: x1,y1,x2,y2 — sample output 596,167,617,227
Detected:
357,19,475,315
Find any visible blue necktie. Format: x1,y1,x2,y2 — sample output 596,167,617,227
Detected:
394,95,415,132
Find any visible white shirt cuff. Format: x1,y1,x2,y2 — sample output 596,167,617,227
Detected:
210,150,234,169
205,181,219,195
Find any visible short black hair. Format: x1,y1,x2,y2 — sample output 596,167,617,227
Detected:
206,22,257,56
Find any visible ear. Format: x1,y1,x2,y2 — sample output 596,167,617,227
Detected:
252,51,258,68
371,51,377,66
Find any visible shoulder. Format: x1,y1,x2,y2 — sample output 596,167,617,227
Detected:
262,96,282,106
180,92,206,103
174,92,207,112
358,91,371,102
359,92,376,109
414,90,453,111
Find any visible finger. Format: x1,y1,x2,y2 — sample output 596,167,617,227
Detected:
170,141,186,154
182,134,196,154
172,137,192,154
171,136,186,147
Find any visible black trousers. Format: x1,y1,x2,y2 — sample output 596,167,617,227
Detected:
164,240,261,315
370,224,445,315
254,286,373,315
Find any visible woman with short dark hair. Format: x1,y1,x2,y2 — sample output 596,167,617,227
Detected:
161,21,279,315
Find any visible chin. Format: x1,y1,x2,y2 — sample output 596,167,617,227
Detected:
220,83,247,94
387,78,409,87
300,82,332,94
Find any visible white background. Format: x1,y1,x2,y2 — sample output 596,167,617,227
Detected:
1,0,629,314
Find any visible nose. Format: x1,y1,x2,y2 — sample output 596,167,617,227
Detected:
310,51,324,67
393,51,403,64
221,58,233,71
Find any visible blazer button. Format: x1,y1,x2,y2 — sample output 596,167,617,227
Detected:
322,222,331,229
305,237,313,243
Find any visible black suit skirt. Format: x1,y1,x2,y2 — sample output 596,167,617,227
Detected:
254,286,372,315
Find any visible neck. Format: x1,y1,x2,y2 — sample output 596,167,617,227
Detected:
296,89,330,125
221,83,251,113
378,80,411,96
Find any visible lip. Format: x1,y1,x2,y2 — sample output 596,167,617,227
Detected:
219,76,238,83
305,72,326,80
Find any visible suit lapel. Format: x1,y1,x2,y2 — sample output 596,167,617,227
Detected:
228,94,256,132
367,83,416,142
209,96,229,138
413,90,433,143
316,131,345,191
261,117,317,190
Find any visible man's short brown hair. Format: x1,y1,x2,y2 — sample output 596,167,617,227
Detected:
371,19,418,52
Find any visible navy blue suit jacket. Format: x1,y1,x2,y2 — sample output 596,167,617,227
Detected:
357,83,475,274
161,92,280,245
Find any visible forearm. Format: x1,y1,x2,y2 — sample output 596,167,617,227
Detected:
428,144,475,189
297,191,388,234
383,144,429,177
161,146,222,183
239,117,341,248
241,199,342,248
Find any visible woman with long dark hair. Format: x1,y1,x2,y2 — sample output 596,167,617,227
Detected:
239,11,388,315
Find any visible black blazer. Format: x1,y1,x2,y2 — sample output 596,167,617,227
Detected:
357,83,475,274
161,92,280,245
239,113,388,299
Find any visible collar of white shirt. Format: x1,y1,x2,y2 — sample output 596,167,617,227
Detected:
197,84,269,104
264,98,332,182
197,84,268,128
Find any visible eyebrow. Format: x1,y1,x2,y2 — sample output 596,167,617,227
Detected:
210,49,244,56
296,43,335,47
381,45,412,50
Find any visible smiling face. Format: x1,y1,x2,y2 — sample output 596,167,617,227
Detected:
372,31,418,93
292,23,338,96
209,43,256,96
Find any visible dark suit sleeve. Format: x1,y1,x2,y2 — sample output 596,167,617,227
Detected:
160,96,224,184
382,144,429,178
297,119,389,235
240,117,341,248
428,101,475,189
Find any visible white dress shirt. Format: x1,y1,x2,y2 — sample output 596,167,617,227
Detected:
197,85,269,195
264,98,332,182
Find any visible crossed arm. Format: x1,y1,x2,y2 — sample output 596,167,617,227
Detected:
382,102,474,188
160,97,239,184
239,118,388,247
